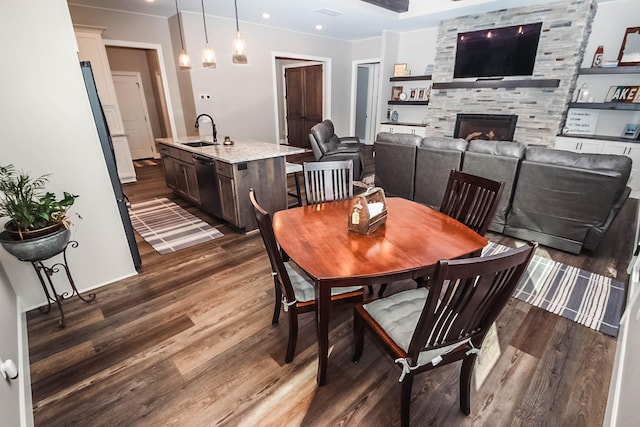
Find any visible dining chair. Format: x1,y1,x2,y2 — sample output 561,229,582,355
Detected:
378,169,505,298
303,160,353,205
249,188,363,363
353,242,537,427
439,169,505,237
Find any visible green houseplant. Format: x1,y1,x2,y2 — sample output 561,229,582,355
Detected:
0,165,78,261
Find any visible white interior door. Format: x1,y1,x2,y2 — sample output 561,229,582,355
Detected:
112,72,155,159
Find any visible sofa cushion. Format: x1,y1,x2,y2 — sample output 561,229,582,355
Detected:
462,140,525,233
525,147,632,209
414,138,468,208
376,132,422,147
468,139,526,158
421,137,468,152
374,133,421,199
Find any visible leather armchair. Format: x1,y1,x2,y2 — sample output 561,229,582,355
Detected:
308,120,365,179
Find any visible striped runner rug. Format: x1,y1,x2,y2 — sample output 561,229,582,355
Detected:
483,242,625,337
128,198,223,254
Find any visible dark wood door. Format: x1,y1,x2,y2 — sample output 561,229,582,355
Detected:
285,65,323,148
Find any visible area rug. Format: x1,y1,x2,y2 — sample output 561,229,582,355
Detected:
128,198,223,254
482,242,625,337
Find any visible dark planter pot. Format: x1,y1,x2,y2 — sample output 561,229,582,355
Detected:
0,227,71,261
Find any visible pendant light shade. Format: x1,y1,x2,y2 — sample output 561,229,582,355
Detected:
200,0,216,68
175,0,191,70
232,0,248,64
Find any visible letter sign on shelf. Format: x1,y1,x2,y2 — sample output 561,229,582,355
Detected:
605,86,640,103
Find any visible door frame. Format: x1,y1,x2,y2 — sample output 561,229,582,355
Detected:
111,71,156,160
272,52,332,146
350,58,380,145
103,39,178,140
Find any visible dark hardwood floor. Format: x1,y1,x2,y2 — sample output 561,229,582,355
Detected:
28,148,636,426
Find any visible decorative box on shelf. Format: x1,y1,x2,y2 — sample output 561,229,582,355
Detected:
348,187,387,235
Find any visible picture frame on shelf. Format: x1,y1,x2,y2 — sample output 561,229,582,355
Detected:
393,63,407,77
418,88,425,100
409,88,417,100
617,27,640,66
391,86,403,101
622,123,640,139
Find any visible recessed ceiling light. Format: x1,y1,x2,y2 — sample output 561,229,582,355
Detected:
315,24,323,30
145,0,154,2
262,12,270,19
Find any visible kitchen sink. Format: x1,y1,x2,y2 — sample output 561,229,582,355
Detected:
182,141,217,147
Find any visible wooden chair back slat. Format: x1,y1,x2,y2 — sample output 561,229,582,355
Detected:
408,243,536,358
440,170,505,236
303,160,354,205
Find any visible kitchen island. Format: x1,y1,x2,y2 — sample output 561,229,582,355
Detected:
156,136,305,231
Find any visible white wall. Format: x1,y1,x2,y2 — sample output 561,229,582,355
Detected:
582,0,640,68
69,5,190,137
0,1,136,307
179,12,354,142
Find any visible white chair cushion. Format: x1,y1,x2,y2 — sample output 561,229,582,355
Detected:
363,288,466,367
284,262,361,303
285,162,303,174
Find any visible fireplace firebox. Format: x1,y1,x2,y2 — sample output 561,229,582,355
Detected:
454,114,518,141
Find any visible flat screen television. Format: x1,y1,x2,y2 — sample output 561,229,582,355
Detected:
453,22,543,79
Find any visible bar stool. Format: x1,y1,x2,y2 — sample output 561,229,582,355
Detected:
285,162,303,208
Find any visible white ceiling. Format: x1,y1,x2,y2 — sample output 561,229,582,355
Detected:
67,0,580,41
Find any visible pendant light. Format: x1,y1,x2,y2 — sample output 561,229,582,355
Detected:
232,0,247,64
175,0,191,69
200,0,216,68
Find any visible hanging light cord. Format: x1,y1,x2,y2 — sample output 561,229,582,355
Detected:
175,0,185,50
201,0,209,43
234,0,240,32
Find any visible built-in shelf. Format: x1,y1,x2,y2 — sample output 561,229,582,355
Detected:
380,121,427,127
568,102,640,111
388,100,428,106
579,66,640,75
558,134,640,143
433,79,560,89
390,75,432,82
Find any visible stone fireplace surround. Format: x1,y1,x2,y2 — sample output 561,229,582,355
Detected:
425,0,596,146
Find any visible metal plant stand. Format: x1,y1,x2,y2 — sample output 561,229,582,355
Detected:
29,240,95,327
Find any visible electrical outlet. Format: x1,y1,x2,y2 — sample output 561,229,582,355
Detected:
199,94,212,100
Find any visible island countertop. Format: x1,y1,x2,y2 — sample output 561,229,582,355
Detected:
155,136,307,164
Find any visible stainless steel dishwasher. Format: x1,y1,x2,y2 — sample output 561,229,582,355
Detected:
193,154,222,218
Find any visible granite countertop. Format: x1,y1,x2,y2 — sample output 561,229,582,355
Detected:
155,136,307,164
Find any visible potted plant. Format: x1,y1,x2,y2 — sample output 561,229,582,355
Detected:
0,165,78,261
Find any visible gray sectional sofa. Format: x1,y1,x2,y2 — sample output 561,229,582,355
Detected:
374,132,632,254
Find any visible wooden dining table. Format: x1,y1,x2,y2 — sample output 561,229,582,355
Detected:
272,197,488,386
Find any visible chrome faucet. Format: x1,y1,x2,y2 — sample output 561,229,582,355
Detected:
195,113,217,142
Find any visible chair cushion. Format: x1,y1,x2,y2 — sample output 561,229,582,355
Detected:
363,288,466,367
284,262,361,303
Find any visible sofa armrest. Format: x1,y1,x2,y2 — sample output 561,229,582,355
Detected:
583,186,631,251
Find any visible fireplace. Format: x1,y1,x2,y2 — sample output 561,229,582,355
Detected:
454,114,518,141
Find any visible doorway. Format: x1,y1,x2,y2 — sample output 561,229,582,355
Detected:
273,54,331,146
112,71,156,159
284,64,323,148
104,42,176,159
351,60,380,145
